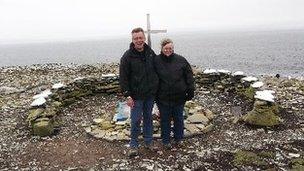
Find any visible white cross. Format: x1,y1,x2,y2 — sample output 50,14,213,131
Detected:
145,14,167,47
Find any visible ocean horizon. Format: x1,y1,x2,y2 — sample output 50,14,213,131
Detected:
1,29,303,77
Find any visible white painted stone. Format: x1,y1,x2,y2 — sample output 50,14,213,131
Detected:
33,89,52,99
242,76,258,82
30,97,46,107
73,77,85,81
218,69,231,74
251,81,264,88
52,83,65,89
254,90,275,102
102,73,116,78
232,71,244,76
288,153,300,158
203,69,217,74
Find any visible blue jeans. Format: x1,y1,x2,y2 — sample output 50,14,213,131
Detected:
129,97,154,148
157,102,185,145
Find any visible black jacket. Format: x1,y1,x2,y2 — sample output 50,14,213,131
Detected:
154,52,194,106
119,43,159,100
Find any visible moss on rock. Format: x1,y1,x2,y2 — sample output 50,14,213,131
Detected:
243,100,280,127
32,118,54,136
233,150,267,167
258,151,276,159
291,158,304,171
237,87,256,101
27,108,45,126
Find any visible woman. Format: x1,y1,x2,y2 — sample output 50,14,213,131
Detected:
154,38,195,148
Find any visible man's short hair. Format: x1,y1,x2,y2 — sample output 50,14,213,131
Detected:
131,27,144,34
160,38,173,48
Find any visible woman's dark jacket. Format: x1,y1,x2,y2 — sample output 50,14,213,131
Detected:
154,52,195,106
119,43,159,100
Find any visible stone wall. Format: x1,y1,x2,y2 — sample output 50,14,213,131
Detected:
27,68,281,137
27,75,120,136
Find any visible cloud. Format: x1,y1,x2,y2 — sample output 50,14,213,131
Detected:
0,0,304,43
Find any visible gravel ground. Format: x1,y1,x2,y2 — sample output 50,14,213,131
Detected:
0,63,303,170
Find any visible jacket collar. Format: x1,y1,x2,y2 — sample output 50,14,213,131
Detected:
160,52,175,62
129,43,150,57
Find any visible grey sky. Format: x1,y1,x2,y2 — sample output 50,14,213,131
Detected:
1,0,304,43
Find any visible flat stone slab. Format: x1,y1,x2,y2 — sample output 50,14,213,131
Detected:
85,100,214,141
187,114,209,124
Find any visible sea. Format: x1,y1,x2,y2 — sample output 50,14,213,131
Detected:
0,30,303,77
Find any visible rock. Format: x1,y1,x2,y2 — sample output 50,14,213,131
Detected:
204,109,214,120
243,100,280,127
232,71,245,76
184,124,201,134
187,113,209,124
218,69,231,74
233,150,267,167
0,86,23,94
33,89,52,99
195,124,205,130
52,83,65,89
232,116,241,124
289,153,301,158
115,120,128,126
32,118,54,136
30,97,46,107
242,76,258,82
101,73,117,78
51,101,62,108
202,124,213,133
93,118,104,124
251,81,264,88
203,69,217,74
254,90,275,102
84,127,92,133
237,87,255,101
94,129,106,139
99,121,115,130
62,97,76,107
27,108,45,125
291,158,304,170
42,107,58,117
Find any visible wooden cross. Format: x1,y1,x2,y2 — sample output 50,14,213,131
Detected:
145,14,167,47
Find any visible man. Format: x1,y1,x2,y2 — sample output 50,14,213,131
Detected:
119,27,158,157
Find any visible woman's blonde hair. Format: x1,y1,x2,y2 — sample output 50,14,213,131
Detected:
160,38,173,48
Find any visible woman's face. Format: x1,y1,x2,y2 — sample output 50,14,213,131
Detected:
162,43,174,57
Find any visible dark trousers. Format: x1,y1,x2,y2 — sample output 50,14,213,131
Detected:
157,102,185,145
129,97,154,148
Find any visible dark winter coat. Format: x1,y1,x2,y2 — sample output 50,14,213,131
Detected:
119,43,159,100
154,52,194,106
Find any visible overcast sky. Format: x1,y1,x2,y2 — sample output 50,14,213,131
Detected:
1,0,304,43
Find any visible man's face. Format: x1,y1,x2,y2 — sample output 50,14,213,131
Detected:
132,32,146,51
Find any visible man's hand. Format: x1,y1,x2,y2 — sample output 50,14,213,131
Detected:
126,96,134,108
